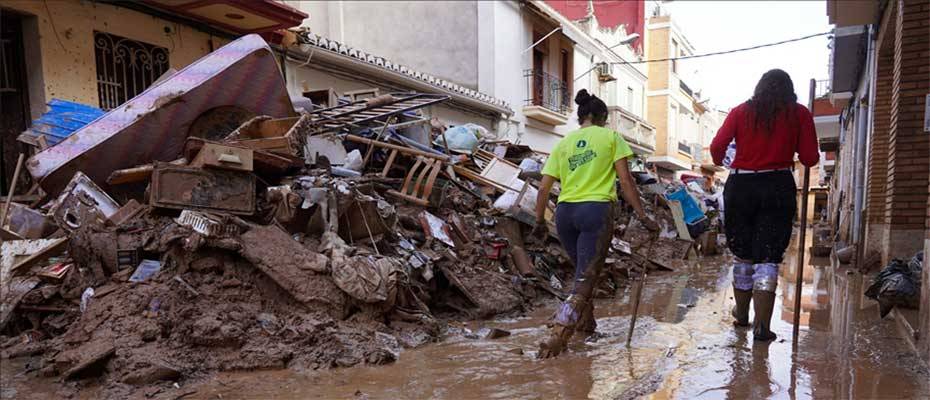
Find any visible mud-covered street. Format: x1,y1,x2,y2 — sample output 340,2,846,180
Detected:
119,232,929,399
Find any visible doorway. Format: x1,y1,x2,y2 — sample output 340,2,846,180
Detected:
0,11,31,195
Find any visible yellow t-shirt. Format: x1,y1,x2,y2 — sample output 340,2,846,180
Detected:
541,125,634,203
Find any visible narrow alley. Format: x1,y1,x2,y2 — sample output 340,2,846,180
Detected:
1,0,928,399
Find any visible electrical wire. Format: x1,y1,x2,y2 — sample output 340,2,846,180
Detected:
574,31,831,82
43,0,69,53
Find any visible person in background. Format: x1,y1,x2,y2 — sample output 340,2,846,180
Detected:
533,89,659,358
710,69,819,341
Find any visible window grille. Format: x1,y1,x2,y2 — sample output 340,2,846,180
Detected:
94,31,169,110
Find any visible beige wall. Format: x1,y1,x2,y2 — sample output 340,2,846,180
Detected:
646,26,669,91
1,0,229,113
648,95,669,155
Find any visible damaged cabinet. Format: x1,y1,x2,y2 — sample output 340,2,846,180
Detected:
150,162,255,215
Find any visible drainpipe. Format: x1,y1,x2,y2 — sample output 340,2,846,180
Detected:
853,25,875,258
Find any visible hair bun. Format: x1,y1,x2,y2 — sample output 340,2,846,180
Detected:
574,89,592,106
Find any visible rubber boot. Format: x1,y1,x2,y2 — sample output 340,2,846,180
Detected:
731,288,752,327
752,290,777,341
537,324,575,359
537,296,586,359
577,302,596,335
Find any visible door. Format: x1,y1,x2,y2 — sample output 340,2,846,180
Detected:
0,12,31,195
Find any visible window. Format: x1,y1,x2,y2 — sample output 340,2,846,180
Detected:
94,31,170,110
671,39,679,74
626,87,634,111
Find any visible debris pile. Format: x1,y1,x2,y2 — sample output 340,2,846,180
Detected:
0,34,706,396
865,251,923,318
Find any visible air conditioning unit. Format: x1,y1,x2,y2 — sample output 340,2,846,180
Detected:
596,62,616,82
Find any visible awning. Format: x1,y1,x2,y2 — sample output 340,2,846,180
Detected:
827,0,880,27
141,0,307,34
829,26,867,94
647,155,691,171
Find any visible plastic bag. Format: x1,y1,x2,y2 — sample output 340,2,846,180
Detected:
434,123,485,153
343,149,363,171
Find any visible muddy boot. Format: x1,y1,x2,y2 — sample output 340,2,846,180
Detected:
731,288,752,327
537,296,586,359
537,324,575,359
577,302,597,336
752,290,777,341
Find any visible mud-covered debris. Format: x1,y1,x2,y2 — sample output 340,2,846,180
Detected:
59,340,115,379
483,328,511,340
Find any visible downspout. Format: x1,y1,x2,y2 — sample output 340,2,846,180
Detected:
855,24,876,263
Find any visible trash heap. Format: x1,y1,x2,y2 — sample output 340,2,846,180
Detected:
865,251,924,318
0,34,704,395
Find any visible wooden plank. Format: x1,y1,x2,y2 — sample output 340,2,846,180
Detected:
106,164,154,185
230,136,290,151
344,134,450,161
381,150,398,177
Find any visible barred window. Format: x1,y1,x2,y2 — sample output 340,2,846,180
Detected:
94,31,169,110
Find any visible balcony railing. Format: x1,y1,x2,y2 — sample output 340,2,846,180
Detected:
679,79,694,98
524,69,569,114
608,106,656,153
815,79,831,98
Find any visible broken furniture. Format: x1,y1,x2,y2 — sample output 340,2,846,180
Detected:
149,162,256,215
386,157,442,207
27,34,296,194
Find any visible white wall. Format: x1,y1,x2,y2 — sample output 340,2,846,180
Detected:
288,1,480,89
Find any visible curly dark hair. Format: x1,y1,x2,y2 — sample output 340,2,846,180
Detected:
748,69,798,133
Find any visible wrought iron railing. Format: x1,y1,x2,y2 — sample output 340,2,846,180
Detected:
524,69,569,114
94,31,170,110
815,79,831,98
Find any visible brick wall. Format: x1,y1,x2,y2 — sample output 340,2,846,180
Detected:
867,51,893,224
883,0,929,250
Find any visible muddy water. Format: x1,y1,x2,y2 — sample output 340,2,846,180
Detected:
184,231,929,400
4,230,928,399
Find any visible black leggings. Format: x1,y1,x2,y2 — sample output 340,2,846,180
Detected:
723,170,796,263
555,201,614,296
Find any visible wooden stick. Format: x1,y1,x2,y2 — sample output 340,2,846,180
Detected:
344,134,450,162
792,79,816,344
1,154,25,228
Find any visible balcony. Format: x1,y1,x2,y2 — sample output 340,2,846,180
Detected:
815,79,831,98
523,69,570,126
608,106,656,155
679,79,694,98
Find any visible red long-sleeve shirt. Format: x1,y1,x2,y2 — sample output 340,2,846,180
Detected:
711,102,819,170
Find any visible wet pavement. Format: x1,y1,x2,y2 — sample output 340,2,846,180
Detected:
3,230,929,399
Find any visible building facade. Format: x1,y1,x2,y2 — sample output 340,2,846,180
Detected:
0,0,314,193
286,0,653,155
643,13,721,181
824,0,929,363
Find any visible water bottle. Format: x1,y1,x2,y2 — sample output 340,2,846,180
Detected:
722,142,737,168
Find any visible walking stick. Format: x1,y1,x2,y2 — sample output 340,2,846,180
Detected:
627,228,657,347
792,79,816,344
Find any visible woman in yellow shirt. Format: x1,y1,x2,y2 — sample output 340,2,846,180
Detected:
534,89,658,358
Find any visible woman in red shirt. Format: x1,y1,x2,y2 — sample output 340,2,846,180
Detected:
710,69,819,341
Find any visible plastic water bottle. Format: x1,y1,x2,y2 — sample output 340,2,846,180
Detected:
722,143,737,168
